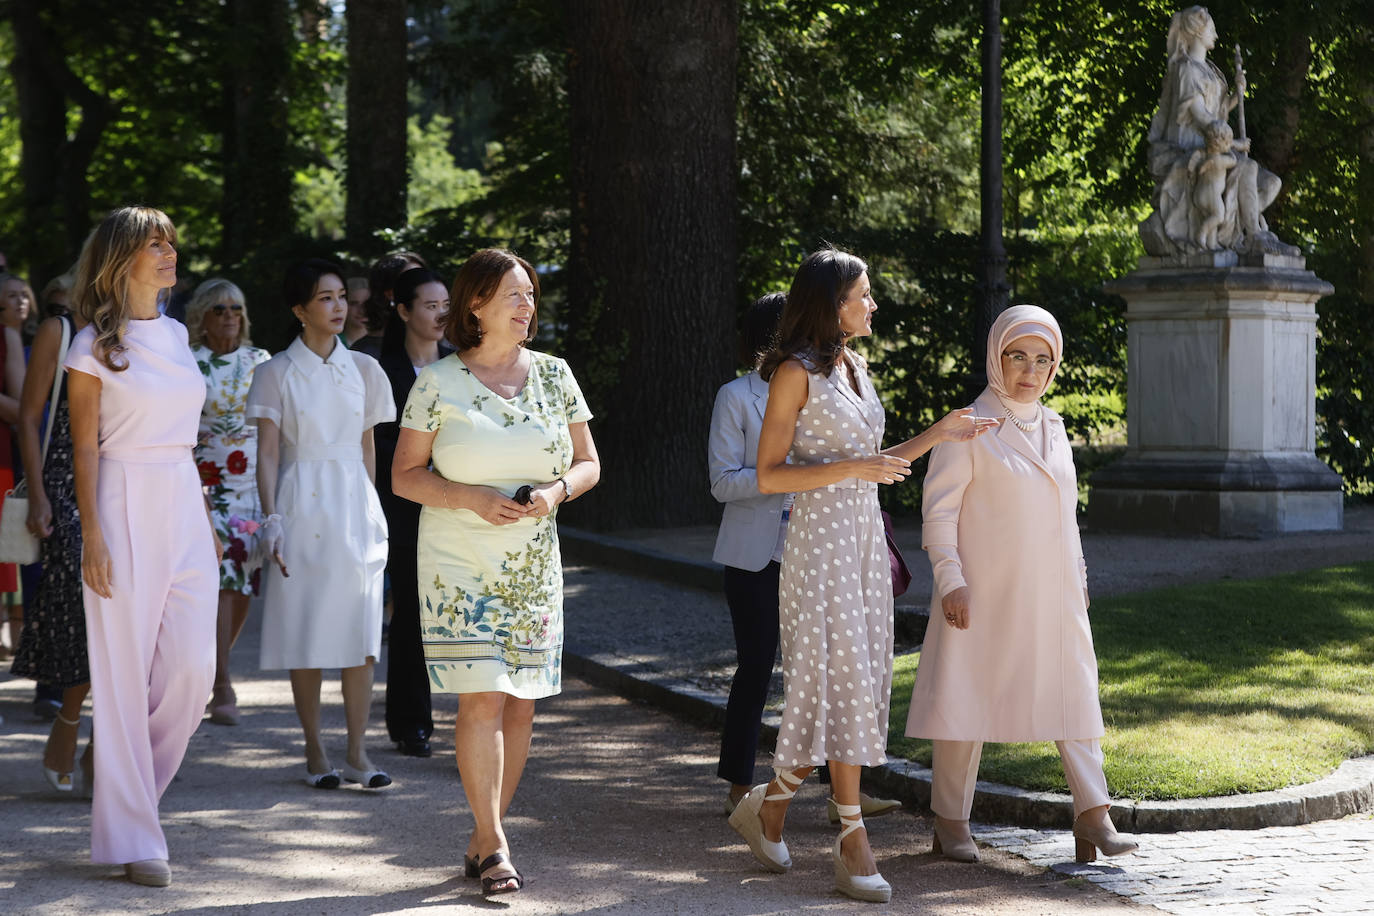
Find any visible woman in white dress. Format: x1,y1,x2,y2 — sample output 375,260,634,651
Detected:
187,278,271,726
247,258,395,790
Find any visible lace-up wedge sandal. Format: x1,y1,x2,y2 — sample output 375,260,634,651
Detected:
832,802,891,903
727,768,804,873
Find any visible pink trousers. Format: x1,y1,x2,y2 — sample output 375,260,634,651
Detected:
931,738,1110,821
84,452,217,864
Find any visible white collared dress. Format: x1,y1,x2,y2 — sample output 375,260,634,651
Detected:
247,337,394,669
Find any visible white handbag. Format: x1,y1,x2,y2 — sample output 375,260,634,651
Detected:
0,318,72,564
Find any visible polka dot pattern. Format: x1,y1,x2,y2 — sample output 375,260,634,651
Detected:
774,352,894,770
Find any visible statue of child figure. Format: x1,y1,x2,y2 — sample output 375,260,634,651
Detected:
1188,120,1238,250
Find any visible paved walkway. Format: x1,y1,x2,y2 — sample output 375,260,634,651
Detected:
554,505,1374,915
0,609,1141,915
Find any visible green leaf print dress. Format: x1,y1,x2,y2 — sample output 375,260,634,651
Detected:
401,350,593,698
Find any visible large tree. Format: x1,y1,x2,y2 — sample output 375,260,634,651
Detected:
564,0,739,528
6,0,112,283
220,0,294,266
344,0,409,244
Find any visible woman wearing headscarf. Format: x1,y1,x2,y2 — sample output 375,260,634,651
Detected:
905,304,1138,865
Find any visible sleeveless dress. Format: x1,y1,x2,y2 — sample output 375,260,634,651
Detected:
10,315,86,686
193,344,271,595
401,350,592,699
773,350,895,769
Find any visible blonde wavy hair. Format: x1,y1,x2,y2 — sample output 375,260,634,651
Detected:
72,206,178,372
184,278,253,350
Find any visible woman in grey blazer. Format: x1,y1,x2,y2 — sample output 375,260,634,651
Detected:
710,293,789,813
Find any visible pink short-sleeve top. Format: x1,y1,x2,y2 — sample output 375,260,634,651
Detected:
64,315,207,456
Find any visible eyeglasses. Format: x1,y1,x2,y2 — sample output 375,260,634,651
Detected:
210,303,244,315
1003,351,1055,373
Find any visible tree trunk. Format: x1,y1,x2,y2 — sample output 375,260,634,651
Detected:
8,0,111,281
344,0,409,245
1250,26,1312,224
221,0,294,266
565,0,738,529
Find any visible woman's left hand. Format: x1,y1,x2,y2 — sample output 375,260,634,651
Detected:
526,483,562,518
932,407,1000,444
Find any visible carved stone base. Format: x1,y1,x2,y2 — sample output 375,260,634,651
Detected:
1087,454,1343,535
1089,260,1342,536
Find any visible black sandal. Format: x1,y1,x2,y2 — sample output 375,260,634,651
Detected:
464,853,480,879
478,851,523,895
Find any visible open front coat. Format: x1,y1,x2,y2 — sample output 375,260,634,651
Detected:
905,389,1104,742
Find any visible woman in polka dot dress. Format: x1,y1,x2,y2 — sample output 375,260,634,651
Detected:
727,247,998,903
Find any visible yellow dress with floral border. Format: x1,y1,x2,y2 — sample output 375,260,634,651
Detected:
401,350,593,698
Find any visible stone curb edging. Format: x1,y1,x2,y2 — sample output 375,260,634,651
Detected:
562,647,1374,833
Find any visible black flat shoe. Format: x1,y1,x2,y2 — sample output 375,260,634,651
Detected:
396,736,432,758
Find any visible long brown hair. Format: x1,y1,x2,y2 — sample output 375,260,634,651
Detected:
445,248,539,350
72,206,177,372
760,247,867,381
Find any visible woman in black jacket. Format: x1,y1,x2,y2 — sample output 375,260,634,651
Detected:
375,267,452,756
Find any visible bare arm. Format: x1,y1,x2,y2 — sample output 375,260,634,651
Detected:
392,426,531,526
883,408,1000,464
17,318,62,536
755,359,911,494
68,370,113,598
524,421,601,517
0,325,25,424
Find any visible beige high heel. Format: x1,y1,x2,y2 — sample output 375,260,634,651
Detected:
832,801,891,903
932,816,980,862
1072,811,1139,863
727,768,804,873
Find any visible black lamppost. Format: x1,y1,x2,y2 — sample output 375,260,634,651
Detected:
973,0,1009,395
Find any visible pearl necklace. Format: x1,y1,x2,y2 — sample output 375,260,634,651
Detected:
1001,402,1042,432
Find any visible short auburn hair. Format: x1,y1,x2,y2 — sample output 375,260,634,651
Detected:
445,248,539,350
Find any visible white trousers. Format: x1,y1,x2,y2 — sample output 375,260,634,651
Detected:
931,738,1110,821
84,454,217,864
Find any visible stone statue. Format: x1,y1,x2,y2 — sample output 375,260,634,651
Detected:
1138,6,1296,258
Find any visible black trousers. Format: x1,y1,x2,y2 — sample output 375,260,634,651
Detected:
382,494,433,742
717,561,781,786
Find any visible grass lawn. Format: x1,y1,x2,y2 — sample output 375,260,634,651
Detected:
887,561,1374,800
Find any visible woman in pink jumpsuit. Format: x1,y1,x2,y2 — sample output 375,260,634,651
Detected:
65,207,221,888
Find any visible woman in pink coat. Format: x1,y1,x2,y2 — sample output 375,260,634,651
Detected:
905,305,1138,865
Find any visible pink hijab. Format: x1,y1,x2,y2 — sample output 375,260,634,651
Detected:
986,304,1063,402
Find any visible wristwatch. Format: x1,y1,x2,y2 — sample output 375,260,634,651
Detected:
557,476,573,502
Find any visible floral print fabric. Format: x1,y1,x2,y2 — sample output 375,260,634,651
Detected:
401,350,592,699
194,344,270,595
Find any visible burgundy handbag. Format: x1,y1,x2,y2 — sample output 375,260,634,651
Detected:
881,510,912,598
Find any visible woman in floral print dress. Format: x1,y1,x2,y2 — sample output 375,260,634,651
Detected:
188,279,270,726
393,248,599,895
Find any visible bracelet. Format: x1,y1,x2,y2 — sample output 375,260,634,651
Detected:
557,476,572,503
441,483,454,510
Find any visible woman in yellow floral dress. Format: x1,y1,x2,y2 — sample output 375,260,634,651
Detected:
393,248,599,895
188,279,270,725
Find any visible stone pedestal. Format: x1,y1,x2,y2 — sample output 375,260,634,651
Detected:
1087,251,1343,535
